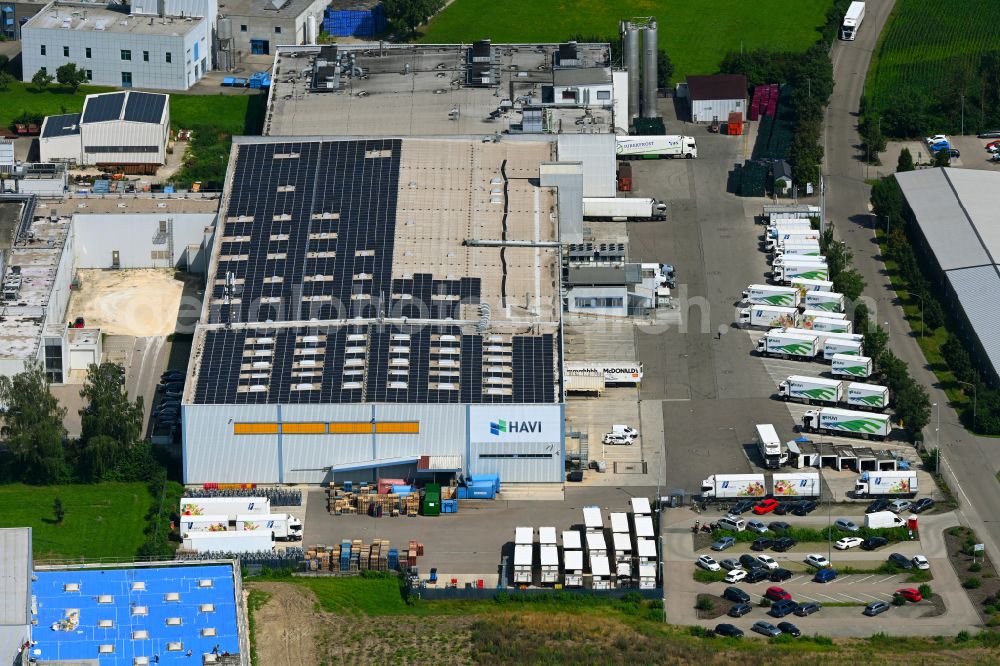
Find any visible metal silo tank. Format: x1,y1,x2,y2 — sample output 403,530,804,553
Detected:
641,21,659,118
623,23,641,122
217,17,232,41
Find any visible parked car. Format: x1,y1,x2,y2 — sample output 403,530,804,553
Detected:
864,600,891,616
794,602,822,617
752,620,782,637
728,602,753,617
753,499,779,515
751,537,774,552
769,568,793,582
739,554,762,570
911,498,935,513
978,129,1000,138
765,586,792,602
888,499,911,513
698,555,721,572
834,518,859,532
723,586,750,603
912,555,930,570
773,502,797,516
988,140,1000,153
769,599,799,618
792,501,818,516
725,569,748,584
805,554,831,568
720,558,742,571
860,536,888,551
745,568,770,583
755,554,779,570
865,499,889,514
768,521,791,532
777,621,801,637
925,134,949,146
888,552,914,570
161,370,184,381
602,433,631,445
772,537,797,552
835,536,864,550
713,623,744,638
731,499,756,514
896,587,923,602
814,567,838,583
746,520,769,534
712,537,737,551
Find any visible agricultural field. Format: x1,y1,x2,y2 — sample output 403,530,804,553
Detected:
419,0,833,83
0,483,152,561
867,0,1000,137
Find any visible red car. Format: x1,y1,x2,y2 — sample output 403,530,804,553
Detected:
753,499,779,515
765,586,792,602
896,588,923,602
987,141,1000,153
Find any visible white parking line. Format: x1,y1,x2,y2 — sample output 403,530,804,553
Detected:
814,593,841,602
875,576,898,584
858,592,882,601
847,575,875,585
842,594,869,603
788,576,806,583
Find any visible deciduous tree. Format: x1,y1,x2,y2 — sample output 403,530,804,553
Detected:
0,360,69,483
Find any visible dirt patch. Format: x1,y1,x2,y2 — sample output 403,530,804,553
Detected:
695,593,728,619
67,269,196,336
919,593,947,618
250,582,323,666
943,526,1000,625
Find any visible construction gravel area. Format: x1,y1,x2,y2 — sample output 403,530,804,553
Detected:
66,269,197,336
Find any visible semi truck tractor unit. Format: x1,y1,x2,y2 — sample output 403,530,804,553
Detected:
237,513,304,541
756,331,820,360
700,474,767,499
773,262,829,284
801,407,891,440
778,376,843,405
755,423,787,469
831,353,872,378
616,135,698,159
739,305,798,329
583,197,667,221
841,1,865,40
804,291,845,312
743,284,800,307
855,471,917,498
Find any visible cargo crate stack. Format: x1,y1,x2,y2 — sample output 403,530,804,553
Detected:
302,539,420,572
749,83,780,121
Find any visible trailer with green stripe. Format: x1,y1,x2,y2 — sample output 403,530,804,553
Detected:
831,353,872,379
846,383,890,411
778,375,843,405
756,331,820,360
742,284,801,307
801,407,891,441
772,261,829,284
804,291,845,312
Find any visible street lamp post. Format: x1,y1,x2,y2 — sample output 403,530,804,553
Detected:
932,402,940,475
958,380,978,432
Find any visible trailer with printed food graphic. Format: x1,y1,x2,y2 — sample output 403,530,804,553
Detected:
742,284,801,307
801,407,891,440
237,513,303,541
777,375,843,405
790,278,833,295
800,316,852,334
854,471,918,498
738,305,798,329
699,474,767,499
773,473,821,498
179,514,229,536
831,353,872,378
180,496,270,519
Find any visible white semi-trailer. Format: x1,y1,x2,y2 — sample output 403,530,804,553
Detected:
539,544,560,583
778,376,844,405
773,242,822,258
831,353,872,378
756,331,820,360
846,382,890,410
178,514,229,534
583,197,667,221
738,305,798,328
791,277,834,294
779,328,863,358
773,254,827,268
182,530,274,554
699,474,767,499
773,261,829,283
800,315,852,334
841,1,866,40
513,544,534,584
773,473,821,499
823,338,863,360
801,407,891,440
755,423,787,469
616,135,698,159
855,471,918,498
180,497,270,520
742,284,801,307
237,514,304,541
804,291,845,313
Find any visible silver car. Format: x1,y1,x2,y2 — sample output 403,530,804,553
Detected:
751,620,782,637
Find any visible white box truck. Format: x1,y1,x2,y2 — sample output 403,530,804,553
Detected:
616,135,698,159
756,331,820,360
804,291,845,313
841,1,865,40
755,423,787,469
178,514,229,534
778,375,844,405
791,277,834,294
513,544,534,584
237,514,303,541
182,530,274,554
738,305,798,329
846,383,890,411
864,511,907,528
802,407,891,440
773,261,829,284
539,544,560,583
773,473,820,499
180,496,270,520
831,353,872,378
583,197,667,221
743,284,801,307
855,470,918,498
699,474,767,499
824,338,863,360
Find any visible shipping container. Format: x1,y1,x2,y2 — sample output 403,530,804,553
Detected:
609,512,630,534
630,497,652,515
582,505,603,532
538,526,557,545
563,549,584,587
562,530,582,550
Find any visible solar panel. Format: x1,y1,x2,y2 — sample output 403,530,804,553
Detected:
40,113,81,138
81,92,126,123
123,91,167,123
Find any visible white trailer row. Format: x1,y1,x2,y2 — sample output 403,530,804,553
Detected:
699,472,821,500
777,375,889,410
739,305,851,333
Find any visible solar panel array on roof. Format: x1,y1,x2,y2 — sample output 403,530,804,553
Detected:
41,113,81,138
123,91,167,123
82,92,127,123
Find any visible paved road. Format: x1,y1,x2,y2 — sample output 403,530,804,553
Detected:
824,0,1000,566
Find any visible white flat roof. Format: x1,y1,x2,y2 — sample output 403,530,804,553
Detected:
609,512,629,533
26,2,205,35
582,506,602,530
589,554,610,577
585,532,606,552
539,545,558,566
634,515,655,538
514,526,534,545
636,538,657,558
513,544,533,566
561,530,581,550
538,526,556,545
563,549,583,571
613,532,632,552
630,497,651,515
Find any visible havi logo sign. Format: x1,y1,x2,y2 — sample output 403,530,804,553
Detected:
490,418,542,436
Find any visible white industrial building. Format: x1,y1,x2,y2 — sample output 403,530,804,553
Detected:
216,0,328,60
181,135,574,486
684,74,747,123
39,91,170,172
21,0,212,91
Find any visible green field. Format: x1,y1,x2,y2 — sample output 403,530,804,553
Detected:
419,0,833,82
0,483,151,561
867,0,1000,135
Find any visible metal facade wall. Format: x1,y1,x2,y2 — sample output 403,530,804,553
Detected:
468,404,564,482
80,120,168,166
182,404,281,483
73,213,215,269
39,133,80,163
556,134,615,198
691,97,745,123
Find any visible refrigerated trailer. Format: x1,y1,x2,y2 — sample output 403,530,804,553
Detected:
743,284,801,307
831,353,872,378
791,277,834,294
824,338,863,360
841,1,865,40
178,514,229,535
700,474,767,499
757,331,820,360
583,197,667,221
804,291,845,313
563,549,584,587
773,261,829,283
513,544,534,584
616,135,698,159
773,473,821,499
182,530,274,554
846,383,890,410
855,471,917,498
237,514,303,541
180,497,270,520
801,407,891,440
778,376,844,405
540,544,560,583
738,305,798,328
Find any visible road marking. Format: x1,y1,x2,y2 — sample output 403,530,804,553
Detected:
848,575,874,585
842,594,868,603
814,593,840,602
788,576,806,584
858,593,881,601
875,576,897,584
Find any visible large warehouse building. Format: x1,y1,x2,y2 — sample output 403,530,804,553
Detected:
181,135,570,486
895,167,1000,386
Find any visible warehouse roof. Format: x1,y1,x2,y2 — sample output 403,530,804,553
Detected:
25,2,205,35
686,74,747,101
40,113,81,139
82,91,168,125
0,528,31,626
220,0,323,19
